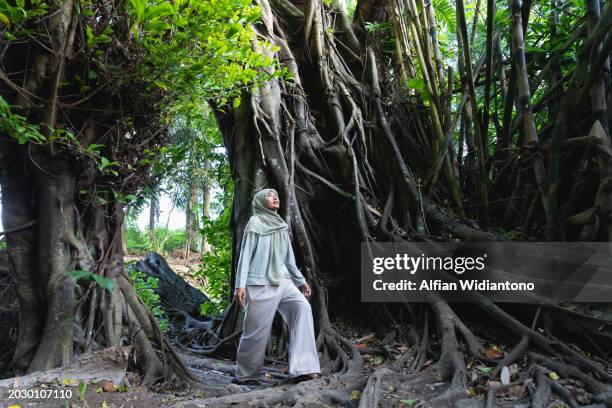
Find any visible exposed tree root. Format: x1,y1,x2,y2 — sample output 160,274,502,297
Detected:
171,284,611,407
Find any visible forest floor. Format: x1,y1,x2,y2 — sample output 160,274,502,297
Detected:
0,318,384,408
4,314,610,407
2,251,611,407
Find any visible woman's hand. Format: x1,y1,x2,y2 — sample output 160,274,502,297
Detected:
299,283,312,298
234,288,246,308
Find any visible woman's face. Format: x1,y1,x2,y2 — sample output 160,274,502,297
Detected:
264,191,280,211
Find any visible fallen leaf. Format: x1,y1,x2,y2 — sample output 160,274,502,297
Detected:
549,371,559,381
62,378,79,386
478,366,493,373
100,380,117,392
485,346,503,359
350,390,361,400
399,399,416,406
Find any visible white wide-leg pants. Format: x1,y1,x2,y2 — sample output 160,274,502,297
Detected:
235,276,321,380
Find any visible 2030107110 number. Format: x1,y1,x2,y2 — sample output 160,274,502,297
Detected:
7,388,73,399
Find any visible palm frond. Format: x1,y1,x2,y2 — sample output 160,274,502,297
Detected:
432,0,456,32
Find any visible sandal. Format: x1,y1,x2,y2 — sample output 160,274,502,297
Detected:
295,373,319,382
275,373,319,386
231,377,261,385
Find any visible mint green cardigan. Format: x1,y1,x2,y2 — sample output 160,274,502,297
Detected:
235,228,307,289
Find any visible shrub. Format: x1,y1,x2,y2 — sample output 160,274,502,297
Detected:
127,265,169,332
197,206,231,316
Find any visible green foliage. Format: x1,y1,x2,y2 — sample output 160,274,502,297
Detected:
124,223,150,255
345,0,357,19
197,197,233,316
0,96,46,145
364,21,392,33
161,229,187,253
1,0,284,217
127,267,169,332
432,0,456,32
69,270,115,292
0,0,48,33
125,225,188,256
78,381,88,402
126,0,286,118
124,195,190,256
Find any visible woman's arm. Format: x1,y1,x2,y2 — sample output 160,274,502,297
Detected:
285,233,307,287
235,230,258,288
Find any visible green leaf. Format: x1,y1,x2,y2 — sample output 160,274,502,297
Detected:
432,0,455,30
86,143,104,152
227,23,243,37
232,97,241,108
86,26,94,46
78,382,88,398
129,0,145,21
0,12,11,26
70,270,115,292
95,34,110,43
399,399,417,406
406,77,425,90
524,45,547,53
477,366,493,373
144,3,174,20
147,20,171,34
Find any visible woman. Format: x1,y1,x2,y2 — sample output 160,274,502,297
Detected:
232,188,321,386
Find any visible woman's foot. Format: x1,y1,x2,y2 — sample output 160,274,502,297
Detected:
273,373,320,387
293,373,320,382
231,376,261,385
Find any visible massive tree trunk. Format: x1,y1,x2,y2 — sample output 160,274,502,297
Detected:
0,0,195,386
0,145,193,383
189,0,612,406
